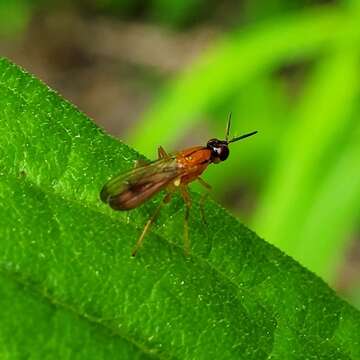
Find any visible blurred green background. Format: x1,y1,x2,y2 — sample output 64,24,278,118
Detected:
1,0,359,308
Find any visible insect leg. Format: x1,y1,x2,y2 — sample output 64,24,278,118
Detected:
197,177,212,225
133,159,149,168
158,146,169,159
180,185,192,256
197,177,212,190
132,192,172,256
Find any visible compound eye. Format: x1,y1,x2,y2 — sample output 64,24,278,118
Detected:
207,139,229,162
217,145,229,161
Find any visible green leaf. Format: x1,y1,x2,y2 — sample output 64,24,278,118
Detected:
1,57,360,359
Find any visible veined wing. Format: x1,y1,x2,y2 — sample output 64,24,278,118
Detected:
100,156,184,210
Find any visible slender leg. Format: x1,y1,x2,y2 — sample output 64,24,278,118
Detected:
132,192,171,256
198,177,212,191
197,177,212,225
133,159,149,168
158,146,168,159
180,186,192,256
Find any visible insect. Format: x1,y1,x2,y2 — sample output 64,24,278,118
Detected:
100,115,257,256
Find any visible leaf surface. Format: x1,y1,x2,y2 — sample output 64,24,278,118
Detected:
0,58,359,359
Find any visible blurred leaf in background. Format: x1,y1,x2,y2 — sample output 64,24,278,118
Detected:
0,0,32,37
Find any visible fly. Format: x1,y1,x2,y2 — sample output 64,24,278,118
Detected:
100,114,257,256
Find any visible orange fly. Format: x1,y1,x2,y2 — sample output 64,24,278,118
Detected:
100,115,257,256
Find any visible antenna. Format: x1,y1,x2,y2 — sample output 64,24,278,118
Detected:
224,112,257,143
225,112,232,142
228,131,258,144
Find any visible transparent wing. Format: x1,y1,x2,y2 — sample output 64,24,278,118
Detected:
100,156,183,210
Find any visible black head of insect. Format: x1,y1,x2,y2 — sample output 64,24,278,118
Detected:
206,113,258,164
